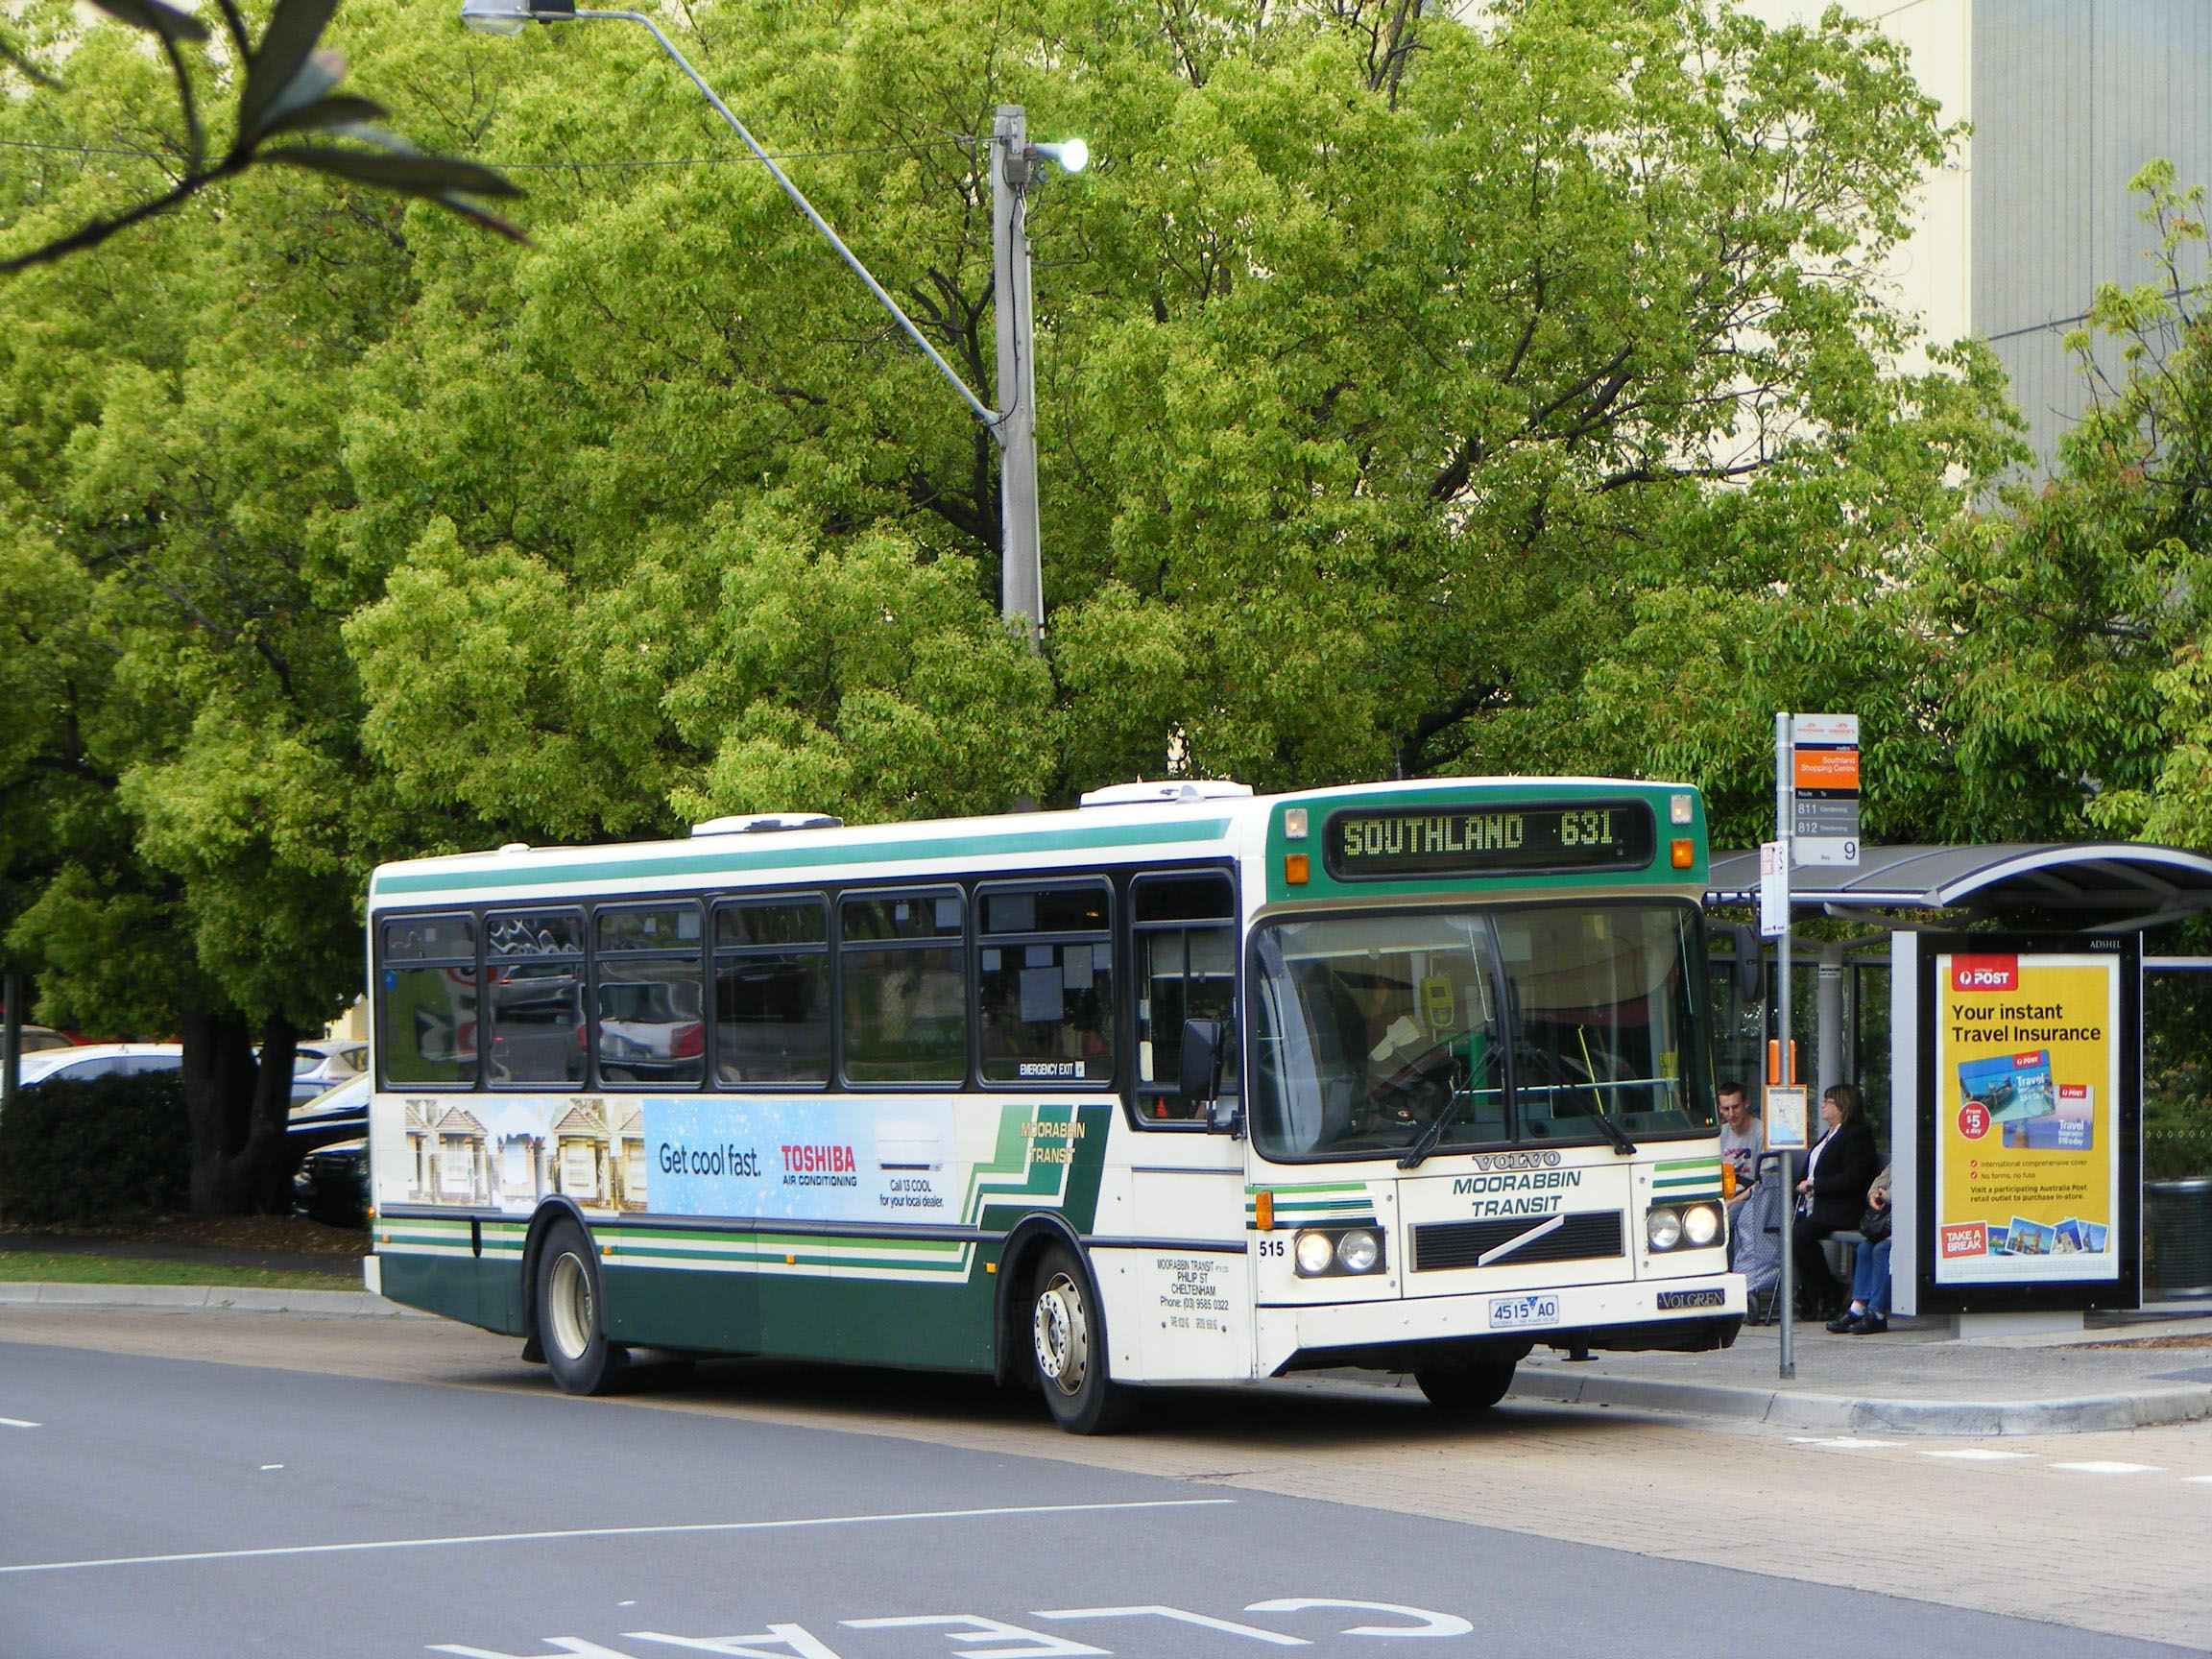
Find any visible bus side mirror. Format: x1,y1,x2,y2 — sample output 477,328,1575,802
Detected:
1733,925,1766,1005
1180,1018,1225,1105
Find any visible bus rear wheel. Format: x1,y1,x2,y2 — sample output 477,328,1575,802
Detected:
1029,1246,1136,1434
1414,1359,1515,1412
536,1218,628,1396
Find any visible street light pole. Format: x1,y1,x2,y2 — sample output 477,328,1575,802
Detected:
991,106,1042,648
457,0,1080,651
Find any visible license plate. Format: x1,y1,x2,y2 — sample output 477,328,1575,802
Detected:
1486,1292,1561,1329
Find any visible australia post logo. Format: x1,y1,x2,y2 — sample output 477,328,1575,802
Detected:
1950,955,2018,994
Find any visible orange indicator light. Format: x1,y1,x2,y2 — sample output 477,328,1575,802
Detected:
1286,854,1310,884
1255,1190,1275,1231
1671,838,1695,868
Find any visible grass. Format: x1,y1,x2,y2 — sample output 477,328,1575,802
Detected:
0,1253,362,1290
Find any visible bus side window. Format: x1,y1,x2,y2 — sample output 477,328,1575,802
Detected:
976,881,1113,1086
840,890,967,1086
485,910,587,1088
379,913,478,1088
1130,872,1238,1122
713,898,830,1086
593,902,706,1089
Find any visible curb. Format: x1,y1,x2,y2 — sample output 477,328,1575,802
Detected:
1506,1368,2212,1435
0,1282,428,1318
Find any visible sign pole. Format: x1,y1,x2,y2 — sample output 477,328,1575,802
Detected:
1774,712,1796,1379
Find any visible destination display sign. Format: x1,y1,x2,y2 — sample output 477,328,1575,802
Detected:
1325,802,1654,880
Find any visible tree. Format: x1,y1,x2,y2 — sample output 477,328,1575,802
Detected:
0,1,514,1212
339,0,2014,854
1909,162,2212,849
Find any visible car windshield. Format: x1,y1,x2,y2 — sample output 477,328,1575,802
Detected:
1249,902,1712,1162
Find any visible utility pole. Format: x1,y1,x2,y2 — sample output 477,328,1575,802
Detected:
992,106,1044,652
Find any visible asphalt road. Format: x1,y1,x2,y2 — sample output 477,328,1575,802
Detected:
1,1315,2207,1659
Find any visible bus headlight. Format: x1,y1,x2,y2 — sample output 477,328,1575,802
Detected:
1646,1207,1684,1251
1682,1204,1721,1247
1295,1231,1337,1274
1292,1227,1387,1277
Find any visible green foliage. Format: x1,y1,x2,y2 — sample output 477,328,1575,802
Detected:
0,0,519,275
1911,162,2212,849
0,1070,190,1225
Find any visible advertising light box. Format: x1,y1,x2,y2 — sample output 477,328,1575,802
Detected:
1907,933,2139,1315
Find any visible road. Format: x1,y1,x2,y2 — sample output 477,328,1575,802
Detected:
2,1309,2208,1658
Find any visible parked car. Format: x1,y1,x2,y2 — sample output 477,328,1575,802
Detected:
15,1043,183,1088
12,1025,79,1053
290,1072,369,1226
288,1038,368,1102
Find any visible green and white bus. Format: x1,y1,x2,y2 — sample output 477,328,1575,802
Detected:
365,777,1742,1431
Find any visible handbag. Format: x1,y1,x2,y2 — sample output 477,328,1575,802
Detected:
1860,1202,1892,1243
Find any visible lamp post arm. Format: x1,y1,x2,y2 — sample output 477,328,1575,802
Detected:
573,10,998,435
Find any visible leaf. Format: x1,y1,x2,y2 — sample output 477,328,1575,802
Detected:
255,93,390,141
247,49,347,141
83,0,208,43
431,194,533,246
259,144,526,200
237,0,342,137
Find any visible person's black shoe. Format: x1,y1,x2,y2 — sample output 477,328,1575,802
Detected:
1824,1310,1861,1334
1848,1313,1888,1334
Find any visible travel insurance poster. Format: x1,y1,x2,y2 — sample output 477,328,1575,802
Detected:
1931,950,2122,1287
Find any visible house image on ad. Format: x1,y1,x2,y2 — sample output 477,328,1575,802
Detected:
491,1103,550,1210
613,1102,649,1213
553,1100,613,1208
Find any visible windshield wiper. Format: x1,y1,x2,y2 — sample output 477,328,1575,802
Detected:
1395,1094,1458,1169
1581,1105,1638,1156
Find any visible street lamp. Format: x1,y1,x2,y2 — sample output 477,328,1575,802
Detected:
457,0,1086,649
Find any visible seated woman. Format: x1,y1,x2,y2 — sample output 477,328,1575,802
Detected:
1792,1082,1880,1321
1827,1164,1892,1334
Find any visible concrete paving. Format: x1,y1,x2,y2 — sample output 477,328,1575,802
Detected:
1499,1307,2212,1434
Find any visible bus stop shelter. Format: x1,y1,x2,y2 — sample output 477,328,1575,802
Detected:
1705,842,2212,1305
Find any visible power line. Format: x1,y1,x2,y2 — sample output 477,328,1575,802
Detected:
0,134,969,168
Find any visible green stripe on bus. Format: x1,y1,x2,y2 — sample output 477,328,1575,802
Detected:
373,818,1236,898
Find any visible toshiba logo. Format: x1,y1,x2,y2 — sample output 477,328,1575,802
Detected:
1951,955,2018,993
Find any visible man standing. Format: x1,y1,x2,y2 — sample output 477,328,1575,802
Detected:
1717,1080,1763,1193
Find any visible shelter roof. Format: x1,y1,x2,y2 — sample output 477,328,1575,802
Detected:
1705,843,2212,931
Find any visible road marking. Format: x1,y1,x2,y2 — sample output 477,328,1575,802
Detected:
2049,1461,2163,1476
0,1498,1236,1576
1790,1436,1901,1449
2185,1477,2212,1486
0,1417,40,1430
1921,1448,2032,1461
259,1464,284,1472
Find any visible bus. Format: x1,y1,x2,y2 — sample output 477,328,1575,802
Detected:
364,776,1742,1431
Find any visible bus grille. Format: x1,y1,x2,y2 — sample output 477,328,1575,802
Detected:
1411,1211,1624,1272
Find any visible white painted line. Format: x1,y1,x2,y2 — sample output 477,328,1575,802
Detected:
2185,1476,2212,1486
2049,1461,2163,1476
0,1417,40,1430
1922,1448,2032,1461
1790,1436,1901,1449
0,1499,1235,1576
259,1465,283,1472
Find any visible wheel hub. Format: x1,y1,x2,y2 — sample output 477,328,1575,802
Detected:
1032,1273,1089,1393
548,1251,593,1360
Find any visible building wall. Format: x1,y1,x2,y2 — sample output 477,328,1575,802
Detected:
1973,0,2212,469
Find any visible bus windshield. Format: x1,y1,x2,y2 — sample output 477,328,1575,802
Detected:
1249,902,1712,1162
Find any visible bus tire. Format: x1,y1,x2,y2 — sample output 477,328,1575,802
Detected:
1029,1246,1136,1434
536,1218,628,1396
1414,1359,1515,1412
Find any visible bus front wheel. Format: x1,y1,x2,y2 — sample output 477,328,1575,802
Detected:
1414,1359,1515,1412
536,1218,628,1396
1029,1246,1136,1434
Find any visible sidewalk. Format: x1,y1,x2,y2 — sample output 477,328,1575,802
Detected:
1500,1308,2212,1434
